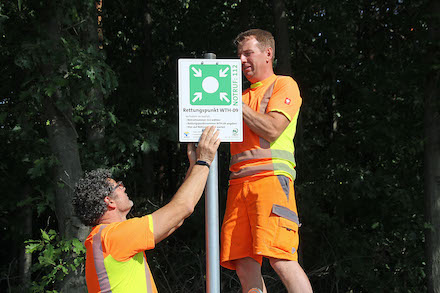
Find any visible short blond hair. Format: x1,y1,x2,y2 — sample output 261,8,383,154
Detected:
234,29,275,60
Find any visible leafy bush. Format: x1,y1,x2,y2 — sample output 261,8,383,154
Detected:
25,229,85,293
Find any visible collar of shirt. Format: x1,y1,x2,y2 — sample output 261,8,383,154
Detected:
250,74,277,90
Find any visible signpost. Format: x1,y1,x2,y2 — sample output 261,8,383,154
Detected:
178,55,242,293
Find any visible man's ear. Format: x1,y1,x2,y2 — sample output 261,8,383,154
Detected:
266,47,273,62
104,196,116,209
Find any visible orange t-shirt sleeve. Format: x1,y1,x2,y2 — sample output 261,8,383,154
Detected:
266,77,302,121
104,215,155,261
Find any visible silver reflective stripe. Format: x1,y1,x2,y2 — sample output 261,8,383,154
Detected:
259,78,277,114
272,149,296,165
259,136,270,149
273,162,296,180
230,164,274,179
230,149,295,166
272,204,301,226
277,175,290,201
143,254,153,293
259,79,277,148
230,148,272,165
93,225,112,292
230,161,296,180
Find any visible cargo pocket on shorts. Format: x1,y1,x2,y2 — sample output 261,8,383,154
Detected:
271,204,301,254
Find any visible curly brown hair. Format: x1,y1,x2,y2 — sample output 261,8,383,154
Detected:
73,169,113,226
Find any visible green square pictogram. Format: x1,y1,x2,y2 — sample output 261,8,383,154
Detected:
190,64,232,105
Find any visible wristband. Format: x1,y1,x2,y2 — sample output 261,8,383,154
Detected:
195,160,210,169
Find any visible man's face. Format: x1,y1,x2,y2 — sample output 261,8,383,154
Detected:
237,36,271,83
108,178,133,214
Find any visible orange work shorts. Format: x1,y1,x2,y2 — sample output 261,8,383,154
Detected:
220,175,301,270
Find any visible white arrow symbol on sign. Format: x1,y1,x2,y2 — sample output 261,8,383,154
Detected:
220,93,230,103
219,67,229,77
192,67,202,77
192,92,202,102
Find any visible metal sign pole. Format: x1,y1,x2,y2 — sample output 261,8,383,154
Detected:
204,52,221,293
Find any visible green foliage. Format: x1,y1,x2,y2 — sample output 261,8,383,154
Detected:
25,229,85,293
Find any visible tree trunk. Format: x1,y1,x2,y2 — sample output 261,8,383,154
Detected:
424,1,440,292
86,87,105,147
18,184,32,289
42,2,88,292
142,2,153,97
272,0,292,76
84,1,105,147
45,100,88,292
239,0,250,32
141,1,156,196
425,67,440,293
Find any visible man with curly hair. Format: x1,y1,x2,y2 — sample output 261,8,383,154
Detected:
73,126,220,293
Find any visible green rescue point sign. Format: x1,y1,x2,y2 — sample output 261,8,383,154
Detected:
178,58,242,142
190,64,232,105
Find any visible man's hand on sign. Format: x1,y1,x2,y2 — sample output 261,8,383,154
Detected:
196,126,221,165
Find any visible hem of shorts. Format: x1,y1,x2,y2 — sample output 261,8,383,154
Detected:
221,250,297,271
263,247,299,262
220,254,263,271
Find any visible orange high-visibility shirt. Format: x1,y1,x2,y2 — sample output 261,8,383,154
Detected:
85,215,157,293
230,74,302,183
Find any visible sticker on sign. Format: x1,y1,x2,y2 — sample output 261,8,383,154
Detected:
178,59,243,142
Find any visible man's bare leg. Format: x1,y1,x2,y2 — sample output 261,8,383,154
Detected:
269,258,313,293
235,257,267,293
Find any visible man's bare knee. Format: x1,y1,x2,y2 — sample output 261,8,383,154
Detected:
236,257,259,279
269,257,286,274
268,257,313,293
269,258,299,280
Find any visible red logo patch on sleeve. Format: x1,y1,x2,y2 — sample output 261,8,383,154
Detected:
285,98,291,105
